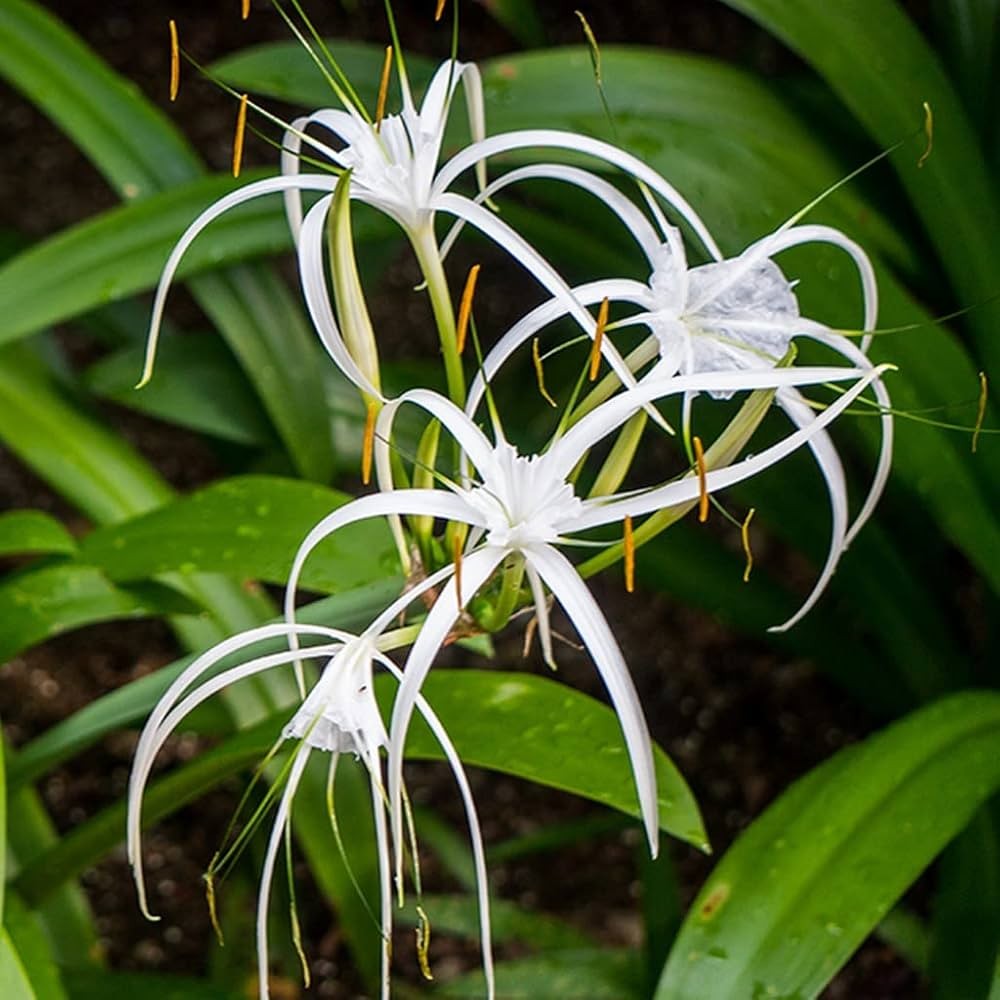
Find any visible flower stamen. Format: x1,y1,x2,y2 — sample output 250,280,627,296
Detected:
693,435,708,523
232,93,248,178
973,371,988,453
741,508,755,582
241,0,250,19
918,101,933,168
589,297,609,381
416,904,434,980
532,337,558,407
362,400,378,485
168,20,180,102
623,514,635,593
452,532,464,604
375,45,393,130
456,263,481,356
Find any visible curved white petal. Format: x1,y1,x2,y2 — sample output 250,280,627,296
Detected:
298,196,383,399
523,559,554,669
549,365,875,482
374,652,495,999
525,544,659,856
772,387,849,631
433,130,721,260
386,546,506,891
465,278,653,423
434,192,639,394
140,174,340,385
256,745,312,1000
574,364,891,530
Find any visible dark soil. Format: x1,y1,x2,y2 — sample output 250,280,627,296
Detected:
0,2,926,998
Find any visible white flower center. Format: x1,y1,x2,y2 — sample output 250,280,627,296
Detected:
283,638,387,755
464,443,583,549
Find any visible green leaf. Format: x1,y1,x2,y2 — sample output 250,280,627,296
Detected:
440,948,643,998
0,172,292,347
718,0,1000,380
656,691,1000,1000
479,0,546,47
65,970,243,999
0,511,76,558
0,563,199,662
85,337,275,446
80,475,400,593
929,807,1000,999
1,894,70,1000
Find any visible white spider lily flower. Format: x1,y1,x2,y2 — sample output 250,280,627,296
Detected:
140,58,723,398
127,610,494,1000
467,209,893,631
283,363,889,880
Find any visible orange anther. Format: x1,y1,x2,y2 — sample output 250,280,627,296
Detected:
588,297,609,381
434,0,447,22
232,94,248,178
693,435,708,523
452,533,463,605
168,20,180,102
375,46,393,130
241,0,250,20
623,514,635,593
361,401,378,485
456,264,480,355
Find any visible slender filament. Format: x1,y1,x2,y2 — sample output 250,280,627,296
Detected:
375,45,393,130
532,337,557,407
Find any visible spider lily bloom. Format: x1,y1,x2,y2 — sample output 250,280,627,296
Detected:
283,363,889,879
467,210,893,631
127,616,494,1000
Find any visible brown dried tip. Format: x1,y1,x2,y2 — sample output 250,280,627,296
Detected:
623,515,635,593
693,435,708,523
168,20,179,102
456,263,481,355
375,45,393,130
232,94,248,178
588,297,609,381
361,401,378,485
434,0,447,22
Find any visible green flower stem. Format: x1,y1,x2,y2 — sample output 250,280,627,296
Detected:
411,224,466,405
476,553,527,633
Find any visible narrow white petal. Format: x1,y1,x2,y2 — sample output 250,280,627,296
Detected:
525,545,659,856
433,129,721,260
365,761,393,1000
256,746,312,1000
574,364,891,530
523,561,555,668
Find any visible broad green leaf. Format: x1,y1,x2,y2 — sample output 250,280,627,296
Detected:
85,337,274,446
6,579,404,791
0,172,290,347
719,0,1000,380
79,475,400,593
0,0,334,482
13,669,703,905
0,511,76,558
0,726,4,914
0,563,199,662
66,970,242,1000
1,895,69,1000
656,691,1000,1000
440,949,643,998
929,808,1000,999
396,894,592,950
0,929,35,1000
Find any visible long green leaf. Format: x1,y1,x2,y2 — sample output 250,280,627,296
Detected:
0,929,36,1000
718,0,1000,380
13,668,704,905
65,970,242,1000
0,512,76,558
656,691,1000,1000
79,475,400,593
1,895,69,1000
0,0,334,481
0,563,199,662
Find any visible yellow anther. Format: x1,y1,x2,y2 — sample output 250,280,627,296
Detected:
532,337,557,407
623,514,635,594
232,93,248,178
741,508,755,583
415,905,434,980
693,435,708,523
456,263,480,355
574,10,602,85
973,370,988,453
918,101,933,168
168,20,180,102
375,46,393,130
361,401,378,485
203,873,225,946
434,0,447,21
452,532,464,605
241,0,250,19
588,297,609,381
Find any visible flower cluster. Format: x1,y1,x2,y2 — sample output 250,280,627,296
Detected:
129,37,894,1000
